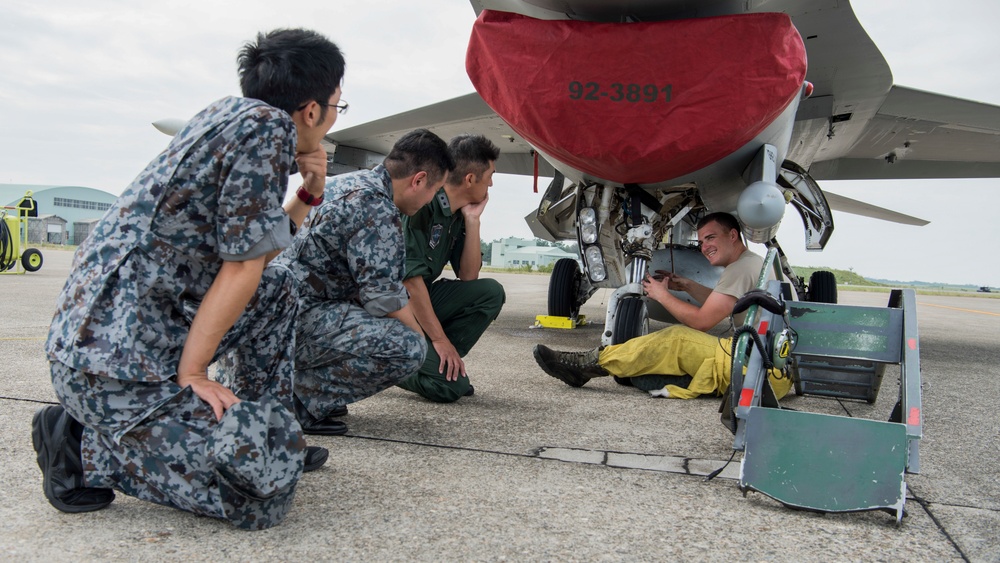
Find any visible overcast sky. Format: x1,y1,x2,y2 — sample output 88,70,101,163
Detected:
1,1,998,285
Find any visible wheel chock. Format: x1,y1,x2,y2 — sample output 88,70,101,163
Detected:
534,315,587,329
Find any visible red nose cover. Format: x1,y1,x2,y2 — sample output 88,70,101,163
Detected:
466,10,807,184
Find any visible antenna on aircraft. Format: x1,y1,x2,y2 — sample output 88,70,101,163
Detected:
152,118,187,136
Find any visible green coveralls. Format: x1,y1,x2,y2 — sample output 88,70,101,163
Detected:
397,189,505,402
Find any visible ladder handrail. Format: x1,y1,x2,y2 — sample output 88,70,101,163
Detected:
728,248,782,447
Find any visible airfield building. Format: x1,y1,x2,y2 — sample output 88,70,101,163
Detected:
0,184,118,245
489,237,578,270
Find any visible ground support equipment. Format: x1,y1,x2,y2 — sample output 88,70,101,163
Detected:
726,249,921,522
1,191,42,275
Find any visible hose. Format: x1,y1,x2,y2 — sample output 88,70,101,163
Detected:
0,214,15,270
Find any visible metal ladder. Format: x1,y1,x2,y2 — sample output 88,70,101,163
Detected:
727,251,922,522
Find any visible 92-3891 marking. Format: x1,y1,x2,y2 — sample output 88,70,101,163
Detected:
568,81,673,103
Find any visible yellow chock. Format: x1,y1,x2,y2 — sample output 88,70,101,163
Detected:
534,315,587,329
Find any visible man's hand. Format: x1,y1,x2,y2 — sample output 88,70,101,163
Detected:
432,338,466,382
296,147,328,198
663,272,694,293
642,273,672,304
177,372,241,422
460,194,489,222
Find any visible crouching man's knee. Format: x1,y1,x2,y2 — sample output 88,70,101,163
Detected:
482,278,505,311
209,400,305,530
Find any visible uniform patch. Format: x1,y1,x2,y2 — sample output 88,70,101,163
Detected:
429,224,443,249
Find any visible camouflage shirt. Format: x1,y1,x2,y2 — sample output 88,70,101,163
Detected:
276,165,408,317
46,96,297,382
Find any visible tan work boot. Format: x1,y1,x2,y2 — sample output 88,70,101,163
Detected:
532,344,608,387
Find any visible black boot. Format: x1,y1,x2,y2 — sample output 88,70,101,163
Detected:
303,446,329,473
31,405,115,513
293,395,347,436
532,345,608,387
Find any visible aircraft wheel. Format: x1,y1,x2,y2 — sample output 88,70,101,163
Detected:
547,258,581,317
22,248,43,272
611,296,649,386
808,270,837,304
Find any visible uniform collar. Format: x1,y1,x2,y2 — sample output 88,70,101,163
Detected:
435,187,454,217
374,164,392,199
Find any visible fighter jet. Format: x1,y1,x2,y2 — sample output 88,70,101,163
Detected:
324,0,1000,344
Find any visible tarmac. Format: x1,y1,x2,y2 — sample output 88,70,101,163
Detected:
1,248,998,561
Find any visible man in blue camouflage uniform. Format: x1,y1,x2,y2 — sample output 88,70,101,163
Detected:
34,29,346,530
277,129,455,436
397,135,505,402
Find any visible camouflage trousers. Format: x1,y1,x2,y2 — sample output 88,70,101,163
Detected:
50,265,305,530
294,301,426,419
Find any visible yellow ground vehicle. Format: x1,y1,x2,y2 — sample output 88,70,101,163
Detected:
1,191,43,274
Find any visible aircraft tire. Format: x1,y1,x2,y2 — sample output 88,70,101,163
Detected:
808,270,837,304
611,296,649,386
22,248,43,272
547,258,581,317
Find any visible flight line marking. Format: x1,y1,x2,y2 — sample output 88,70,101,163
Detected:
919,302,1000,316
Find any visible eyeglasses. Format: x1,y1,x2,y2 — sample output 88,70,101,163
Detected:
297,100,349,115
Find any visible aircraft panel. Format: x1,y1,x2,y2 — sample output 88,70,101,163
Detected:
327,93,555,177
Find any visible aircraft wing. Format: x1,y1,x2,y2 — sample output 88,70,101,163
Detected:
325,93,556,177
822,191,929,226
809,86,1000,181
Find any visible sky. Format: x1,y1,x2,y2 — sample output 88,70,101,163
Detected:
1,1,998,286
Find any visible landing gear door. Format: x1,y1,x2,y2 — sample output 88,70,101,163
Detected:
526,172,577,241
779,161,834,251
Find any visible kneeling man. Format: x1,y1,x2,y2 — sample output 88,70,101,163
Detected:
397,135,505,402
279,129,455,433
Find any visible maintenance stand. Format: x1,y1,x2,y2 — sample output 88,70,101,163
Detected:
725,249,921,522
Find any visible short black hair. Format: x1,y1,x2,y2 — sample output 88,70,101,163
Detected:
384,129,455,187
446,134,500,187
237,28,345,116
697,211,742,233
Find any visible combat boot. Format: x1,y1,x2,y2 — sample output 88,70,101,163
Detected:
293,395,348,436
31,405,115,513
303,446,329,473
533,344,609,387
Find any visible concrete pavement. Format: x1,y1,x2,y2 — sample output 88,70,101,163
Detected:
1,248,998,561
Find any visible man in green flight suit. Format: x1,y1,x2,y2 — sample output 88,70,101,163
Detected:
397,135,505,402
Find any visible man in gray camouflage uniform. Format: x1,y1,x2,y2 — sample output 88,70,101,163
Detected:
276,129,454,436
35,28,346,530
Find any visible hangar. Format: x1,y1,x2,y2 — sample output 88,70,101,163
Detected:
0,184,118,245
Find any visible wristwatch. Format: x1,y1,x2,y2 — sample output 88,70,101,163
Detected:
296,185,324,206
